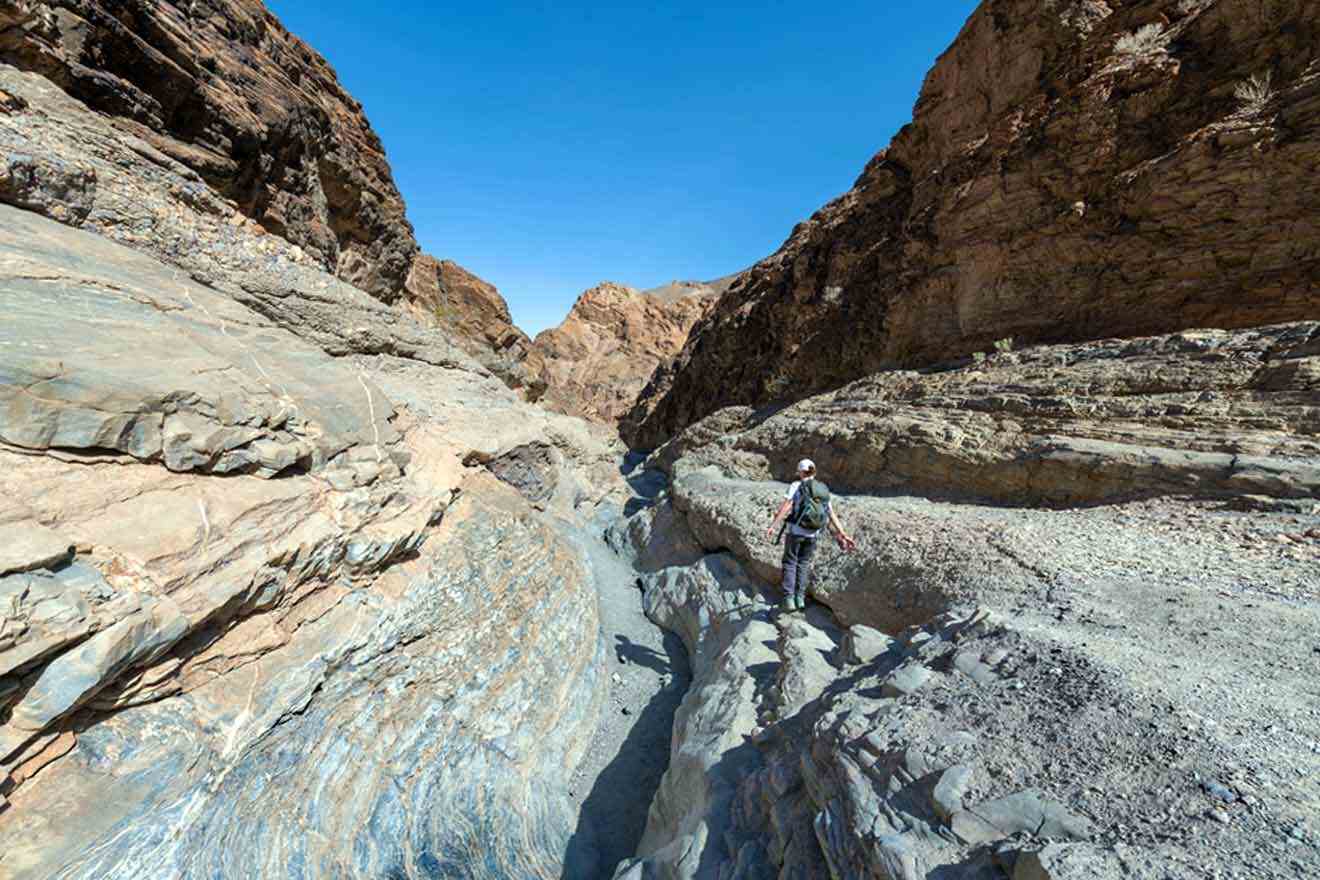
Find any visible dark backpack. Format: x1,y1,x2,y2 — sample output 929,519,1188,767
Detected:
792,479,830,532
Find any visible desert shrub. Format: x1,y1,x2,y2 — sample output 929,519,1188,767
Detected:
1234,71,1273,112
432,299,448,324
765,374,792,398
993,337,1015,354
1115,23,1166,56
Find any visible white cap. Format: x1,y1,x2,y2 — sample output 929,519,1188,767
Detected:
797,458,815,473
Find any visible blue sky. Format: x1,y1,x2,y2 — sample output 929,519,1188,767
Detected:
267,1,980,335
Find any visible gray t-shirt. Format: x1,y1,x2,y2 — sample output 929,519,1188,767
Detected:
785,480,831,538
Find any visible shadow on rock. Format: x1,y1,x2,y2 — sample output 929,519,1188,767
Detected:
565,627,691,879
614,634,673,676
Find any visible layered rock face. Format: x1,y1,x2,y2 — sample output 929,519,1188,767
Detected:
0,0,415,299
653,324,1320,509
0,0,543,389
3,2,1317,878
0,60,630,878
626,0,1320,447
404,254,548,399
530,279,725,423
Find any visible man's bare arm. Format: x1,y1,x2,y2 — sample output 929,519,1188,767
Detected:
828,507,858,552
765,499,793,539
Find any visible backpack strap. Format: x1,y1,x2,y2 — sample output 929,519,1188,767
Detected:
790,478,812,528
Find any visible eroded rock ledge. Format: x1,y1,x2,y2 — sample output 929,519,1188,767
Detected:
650,324,1320,509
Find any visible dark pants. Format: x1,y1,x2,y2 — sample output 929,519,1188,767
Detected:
781,534,817,602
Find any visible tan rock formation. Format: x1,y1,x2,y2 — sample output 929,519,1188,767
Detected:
0,60,629,877
404,255,547,398
530,279,725,422
626,0,1320,447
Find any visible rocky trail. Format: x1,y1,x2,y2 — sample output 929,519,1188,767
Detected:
601,464,1320,879
560,457,693,878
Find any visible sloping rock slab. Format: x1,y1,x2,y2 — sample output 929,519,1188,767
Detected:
0,521,71,576
0,204,394,474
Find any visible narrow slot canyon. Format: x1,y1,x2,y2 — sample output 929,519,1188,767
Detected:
0,0,1317,877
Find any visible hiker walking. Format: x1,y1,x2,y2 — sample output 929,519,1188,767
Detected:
764,459,857,612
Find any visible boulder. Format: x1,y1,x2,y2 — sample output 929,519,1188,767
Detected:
881,662,935,698
842,624,896,666
952,792,1093,845
931,764,975,821
1014,843,1126,880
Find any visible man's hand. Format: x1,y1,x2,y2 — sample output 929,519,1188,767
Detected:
837,533,857,553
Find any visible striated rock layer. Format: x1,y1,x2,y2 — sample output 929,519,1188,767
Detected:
626,0,1320,447
651,323,1320,509
530,279,726,423
0,0,415,299
404,255,548,399
0,54,630,876
0,197,623,880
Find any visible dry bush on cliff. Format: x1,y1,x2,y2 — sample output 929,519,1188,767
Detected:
1115,23,1168,56
1234,71,1274,113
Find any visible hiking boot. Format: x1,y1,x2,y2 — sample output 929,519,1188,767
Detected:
781,595,795,613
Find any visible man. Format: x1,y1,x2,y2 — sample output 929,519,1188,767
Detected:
764,458,857,612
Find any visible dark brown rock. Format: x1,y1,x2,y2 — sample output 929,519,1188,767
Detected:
626,0,1320,447
0,5,534,389
404,254,547,397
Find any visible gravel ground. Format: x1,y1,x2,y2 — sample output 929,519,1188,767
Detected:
991,496,1320,877
820,490,1320,876
556,459,1319,877
558,461,693,878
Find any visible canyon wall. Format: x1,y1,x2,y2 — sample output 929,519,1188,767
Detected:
0,60,627,878
0,0,539,387
626,0,1320,447
1,1,1317,877
0,0,415,298
404,255,548,399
